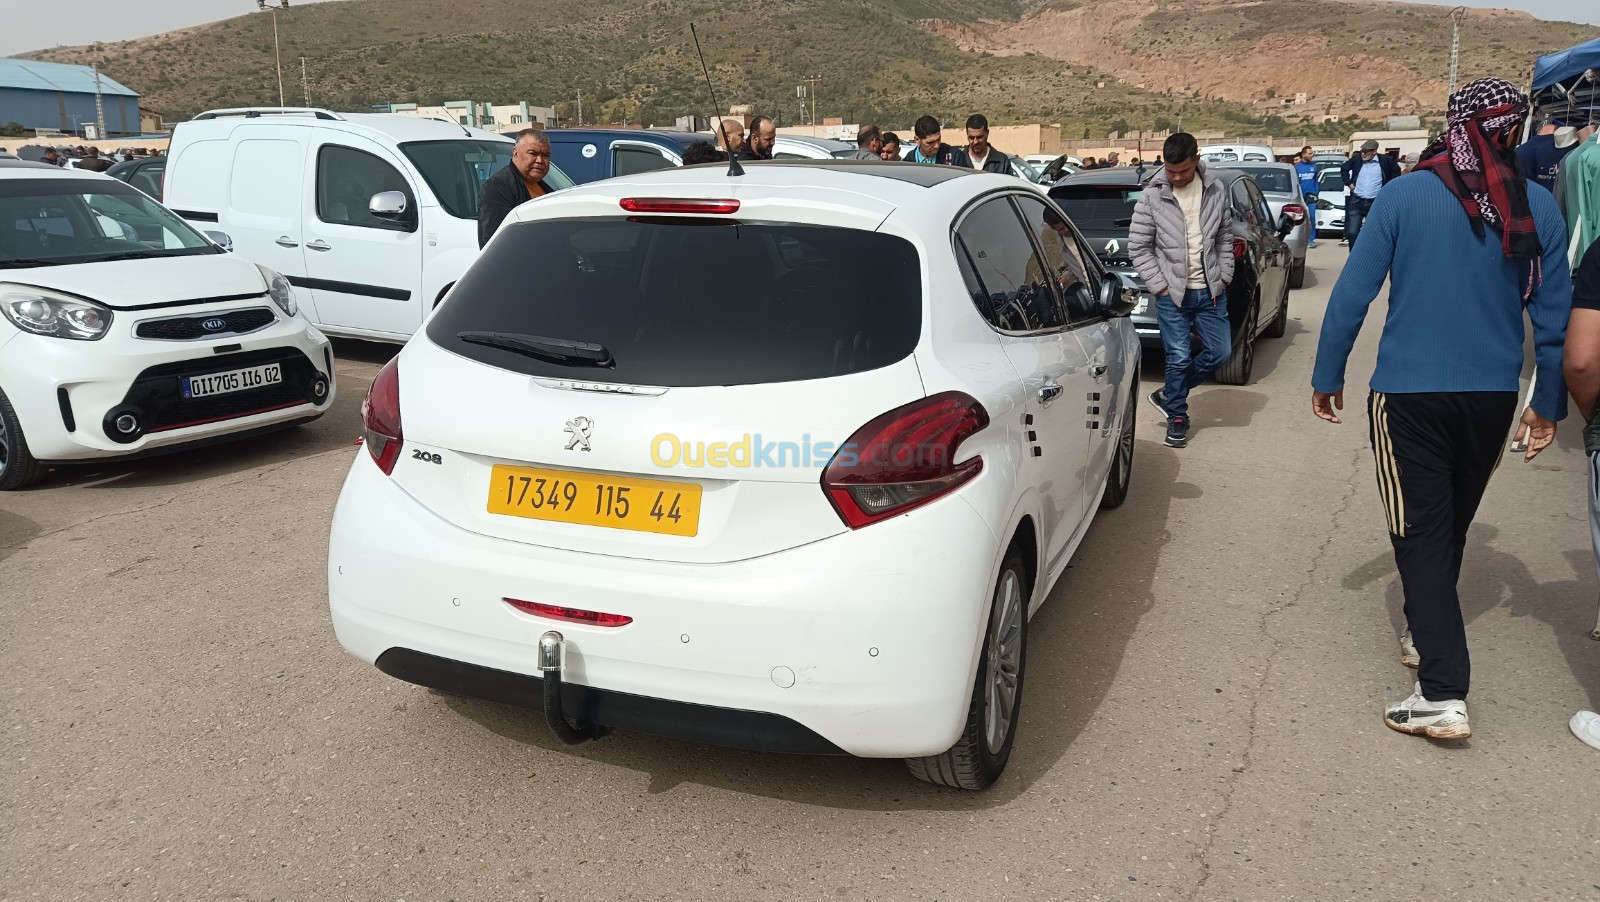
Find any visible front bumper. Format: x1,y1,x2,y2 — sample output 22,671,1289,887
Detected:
0,304,334,461
327,455,1001,758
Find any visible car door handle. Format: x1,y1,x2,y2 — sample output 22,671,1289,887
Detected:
306,240,332,252
1091,364,1108,378
1038,382,1063,406
274,236,299,248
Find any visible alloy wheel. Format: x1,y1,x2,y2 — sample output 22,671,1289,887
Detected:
984,568,1024,754
0,414,9,477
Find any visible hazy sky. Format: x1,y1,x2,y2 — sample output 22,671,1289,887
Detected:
1,0,1595,56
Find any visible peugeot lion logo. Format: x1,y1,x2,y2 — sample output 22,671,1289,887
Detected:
201,317,227,332
564,416,594,452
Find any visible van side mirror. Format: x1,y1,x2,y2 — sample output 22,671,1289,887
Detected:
370,191,409,220
204,230,233,251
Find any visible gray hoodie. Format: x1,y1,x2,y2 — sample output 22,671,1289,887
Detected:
1128,163,1235,302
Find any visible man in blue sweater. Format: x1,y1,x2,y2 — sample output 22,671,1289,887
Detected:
1311,78,1572,741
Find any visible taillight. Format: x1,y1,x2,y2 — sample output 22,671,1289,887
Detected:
1233,237,1247,259
1282,203,1306,222
618,197,740,214
504,598,633,628
361,357,402,475
822,391,989,529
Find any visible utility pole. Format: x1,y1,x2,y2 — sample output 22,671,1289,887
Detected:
300,56,310,107
91,44,106,139
254,1,289,108
801,75,822,133
1448,6,1466,98
577,90,582,127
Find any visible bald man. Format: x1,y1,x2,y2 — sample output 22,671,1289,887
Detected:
478,129,556,247
716,119,745,155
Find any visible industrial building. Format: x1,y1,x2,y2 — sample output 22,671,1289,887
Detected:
0,58,140,136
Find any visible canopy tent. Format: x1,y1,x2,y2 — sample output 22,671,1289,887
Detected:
1530,36,1600,129
1533,37,1600,93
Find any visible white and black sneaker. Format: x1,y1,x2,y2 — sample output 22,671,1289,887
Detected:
1384,682,1470,739
1399,629,1420,669
1148,388,1169,418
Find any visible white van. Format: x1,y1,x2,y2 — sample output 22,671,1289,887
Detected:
164,108,571,342
1198,143,1276,163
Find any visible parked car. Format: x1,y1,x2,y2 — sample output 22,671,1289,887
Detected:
1025,153,1079,170
1048,165,1293,384
0,161,335,489
163,107,572,342
540,129,704,185
771,135,858,159
1198,143,1274,163
1216,162,1309,288
105,155,167,201
1313,166,1346,236
328,160,1141,790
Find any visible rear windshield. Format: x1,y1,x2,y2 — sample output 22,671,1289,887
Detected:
1049,185,1141,231
1236,168,1293,193
1318,169,1343,193
427,218,922,387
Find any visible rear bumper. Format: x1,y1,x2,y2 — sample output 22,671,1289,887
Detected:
328,455,1002,758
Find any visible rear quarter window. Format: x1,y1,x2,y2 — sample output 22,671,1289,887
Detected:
427,218,922,387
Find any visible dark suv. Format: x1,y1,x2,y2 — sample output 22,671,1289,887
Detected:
1048,165,1294,385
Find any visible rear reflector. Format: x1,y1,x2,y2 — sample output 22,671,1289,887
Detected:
619,197,741,215
504,598,633,628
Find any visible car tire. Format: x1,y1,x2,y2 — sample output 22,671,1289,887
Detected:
1287,257,1306,290
0,389,46,491
1264,277,1290,339
906,545,1028,791
1214,295,1258,386
1100,372,1136,510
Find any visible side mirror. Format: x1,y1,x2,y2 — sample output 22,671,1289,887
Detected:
204,230,233,251
1277,212,1296,237
1099,274,1138,317
370,190,409,219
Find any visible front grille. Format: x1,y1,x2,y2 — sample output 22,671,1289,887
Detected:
111,347,324,438
135,306,277,341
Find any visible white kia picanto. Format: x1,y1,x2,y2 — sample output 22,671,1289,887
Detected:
328,160,1140,789
0,162,335,489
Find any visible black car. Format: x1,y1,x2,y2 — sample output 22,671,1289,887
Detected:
1048,165,1293,385
105,156,167,201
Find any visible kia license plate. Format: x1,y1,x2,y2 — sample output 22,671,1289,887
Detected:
183,363,283,399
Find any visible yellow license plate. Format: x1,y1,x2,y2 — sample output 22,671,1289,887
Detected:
487,464,702,537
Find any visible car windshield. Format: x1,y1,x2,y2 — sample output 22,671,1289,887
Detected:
0,178,218,268
1235,168,1293,193
1011,158,1042,181
400,140,574,219
1049,184,1142,233
427,218,922,387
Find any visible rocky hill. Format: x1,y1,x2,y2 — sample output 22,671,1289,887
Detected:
22,0,1598,136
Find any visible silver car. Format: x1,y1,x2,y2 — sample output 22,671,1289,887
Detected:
1220,162,1310,289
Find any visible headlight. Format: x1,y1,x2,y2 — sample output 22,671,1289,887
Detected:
0,284,113,340
256,264,297,317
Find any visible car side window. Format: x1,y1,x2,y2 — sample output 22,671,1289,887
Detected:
316,144,415,230
1248,181,1273,230
954,196,1067,333
129,162,165,200
614,145,675,177
1011,194,1097,323
1230,181,1257,227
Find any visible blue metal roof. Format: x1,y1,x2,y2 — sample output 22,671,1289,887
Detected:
0,58,138,98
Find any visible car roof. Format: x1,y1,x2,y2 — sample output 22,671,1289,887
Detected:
0,159,107,177
542,128,706,149
181,110,509,145
1050,166,1156,187
776,135,856,151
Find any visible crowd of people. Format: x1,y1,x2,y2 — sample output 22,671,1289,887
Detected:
3,144,163,170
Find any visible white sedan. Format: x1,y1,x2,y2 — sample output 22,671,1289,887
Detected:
327,160,1140,789
0,161,335,489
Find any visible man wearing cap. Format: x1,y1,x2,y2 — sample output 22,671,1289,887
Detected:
1516,119,1579,196
1340,139,1402,246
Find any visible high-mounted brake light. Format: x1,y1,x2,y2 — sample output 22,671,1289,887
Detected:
618,197,741,215
822,391,989,529
505,598,633,628
361,357,402,475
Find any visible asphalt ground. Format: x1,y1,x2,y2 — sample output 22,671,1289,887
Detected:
3,244,1598,901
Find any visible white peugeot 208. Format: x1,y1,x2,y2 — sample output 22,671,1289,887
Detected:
0,162,335,489
328,160,1140,789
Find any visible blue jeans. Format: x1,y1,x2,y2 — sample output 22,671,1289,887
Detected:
1345,194,1375,245
1156,288,1232,419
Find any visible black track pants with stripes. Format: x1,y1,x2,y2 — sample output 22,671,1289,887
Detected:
1367,391,1517,701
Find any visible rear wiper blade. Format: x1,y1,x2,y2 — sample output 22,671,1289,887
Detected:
457,330,614,367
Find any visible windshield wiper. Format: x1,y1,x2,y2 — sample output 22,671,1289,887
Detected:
0,258,67,269
458,331,614,367
1113,218,1133,227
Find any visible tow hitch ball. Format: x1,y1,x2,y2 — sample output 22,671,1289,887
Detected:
537,631,610,745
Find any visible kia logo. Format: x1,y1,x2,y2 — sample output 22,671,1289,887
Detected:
201,318,227,332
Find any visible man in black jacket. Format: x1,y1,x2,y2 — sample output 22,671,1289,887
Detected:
736,116,776,162
957,114,1010,173
477,129,555,248
1339,139,1402,246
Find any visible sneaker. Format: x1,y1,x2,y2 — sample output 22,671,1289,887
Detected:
1338,239,1349,247
1572,711,1600,751
1399,629,1420,669
1384,682,1470,739
1164,416,1188,448
1148,388,1169,418
1309,239,1318,248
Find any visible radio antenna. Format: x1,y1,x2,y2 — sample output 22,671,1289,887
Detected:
690,22,743,177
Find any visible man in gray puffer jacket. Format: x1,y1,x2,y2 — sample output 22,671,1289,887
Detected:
1129,132,1236,448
